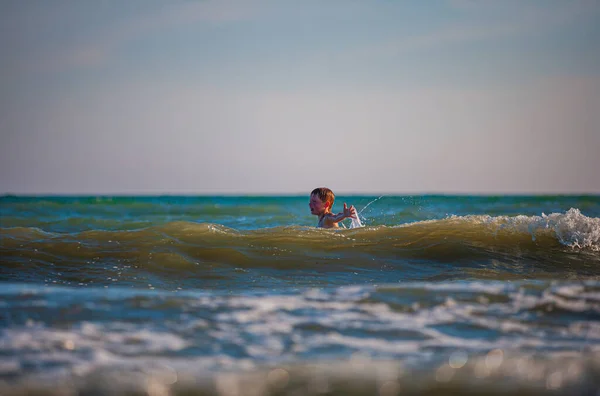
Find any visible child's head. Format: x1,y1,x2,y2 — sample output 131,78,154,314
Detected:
309,187,335,215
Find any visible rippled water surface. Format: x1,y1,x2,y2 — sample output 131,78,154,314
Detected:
1,195,599,395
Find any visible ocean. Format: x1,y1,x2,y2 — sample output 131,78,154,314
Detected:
1,195,599,395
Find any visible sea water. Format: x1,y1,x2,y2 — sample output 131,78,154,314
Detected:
1,195,600,395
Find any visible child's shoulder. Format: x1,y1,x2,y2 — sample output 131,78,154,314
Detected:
324,213,338,222
322,213,338,225
318,213,335,227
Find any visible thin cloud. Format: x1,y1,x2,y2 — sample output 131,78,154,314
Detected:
346,1,598,60
22,0,260,72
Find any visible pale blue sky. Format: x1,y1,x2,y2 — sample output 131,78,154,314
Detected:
1,0,599,194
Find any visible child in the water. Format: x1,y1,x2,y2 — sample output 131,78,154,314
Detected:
309,187,357,229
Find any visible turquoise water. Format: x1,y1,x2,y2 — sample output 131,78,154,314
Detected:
1,195,599,395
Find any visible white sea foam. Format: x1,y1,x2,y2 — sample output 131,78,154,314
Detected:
1,280,599,389
501,208,600,250
435,208,600,251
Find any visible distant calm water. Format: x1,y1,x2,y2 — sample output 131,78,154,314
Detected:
1,195,599,395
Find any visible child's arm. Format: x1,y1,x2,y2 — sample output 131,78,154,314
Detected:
327,203,357,224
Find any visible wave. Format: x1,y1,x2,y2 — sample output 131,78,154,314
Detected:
1,209,598,286
2,208,597,249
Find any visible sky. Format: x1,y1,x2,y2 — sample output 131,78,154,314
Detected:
1,0,599,195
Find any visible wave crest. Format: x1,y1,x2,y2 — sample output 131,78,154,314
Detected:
440,208,599,251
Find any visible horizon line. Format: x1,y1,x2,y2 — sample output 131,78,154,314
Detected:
2,192,600,198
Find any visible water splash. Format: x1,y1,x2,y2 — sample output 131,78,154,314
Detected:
358,196,385,216
348,196,385,228
349,214,363,229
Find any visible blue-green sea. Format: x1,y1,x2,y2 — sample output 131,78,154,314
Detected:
1,195,599,395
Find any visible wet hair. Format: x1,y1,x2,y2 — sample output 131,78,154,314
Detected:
311,187,335,208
